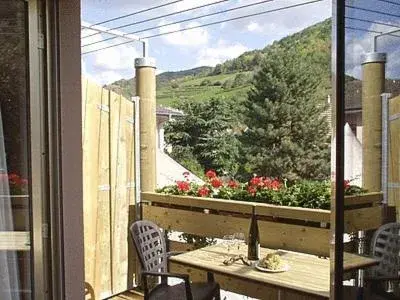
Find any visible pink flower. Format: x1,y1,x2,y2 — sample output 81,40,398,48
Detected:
205,170,217,179
198,185,211,197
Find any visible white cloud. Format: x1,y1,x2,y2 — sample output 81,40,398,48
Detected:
224,0,331,38
196,40,249,67
158,21,209,46
344,22,400,78
247,22,262,33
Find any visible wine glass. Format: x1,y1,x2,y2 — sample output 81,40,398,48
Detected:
233,232,246,251
222,234,235,255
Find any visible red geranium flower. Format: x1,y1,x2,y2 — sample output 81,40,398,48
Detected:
249,176,261,186
247,186,257,196
176,180,190,192
210,177,223,188
198,185,211,197
205,170,217,179
227,180,239,189
270,179,282,190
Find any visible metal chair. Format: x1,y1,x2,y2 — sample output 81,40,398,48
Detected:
365,222,400,299
130,220,221,300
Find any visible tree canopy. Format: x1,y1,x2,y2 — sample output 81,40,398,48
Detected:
240,46,330,181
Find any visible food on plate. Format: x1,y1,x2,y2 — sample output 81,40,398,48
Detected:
259,253,284,270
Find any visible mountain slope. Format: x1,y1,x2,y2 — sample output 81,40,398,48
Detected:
106,18,331,107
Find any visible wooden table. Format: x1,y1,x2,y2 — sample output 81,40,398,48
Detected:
169,244,380,300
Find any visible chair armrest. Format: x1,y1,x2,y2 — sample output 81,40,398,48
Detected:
142,271,193,300
142,271,189,280
365,276,400,282
167,251,185,258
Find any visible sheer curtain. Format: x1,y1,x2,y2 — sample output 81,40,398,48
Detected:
0,106,20,300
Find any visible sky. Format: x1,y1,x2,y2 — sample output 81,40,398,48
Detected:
81,0,332,84
81,0,400,85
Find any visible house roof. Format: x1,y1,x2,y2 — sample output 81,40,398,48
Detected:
156,106,184,117
345,79,400,111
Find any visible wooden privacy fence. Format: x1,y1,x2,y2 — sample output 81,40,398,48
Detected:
389,94,400,219
140,192,386,257
82,78,136,299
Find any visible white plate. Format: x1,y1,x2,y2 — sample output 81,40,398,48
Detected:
255,262,290,273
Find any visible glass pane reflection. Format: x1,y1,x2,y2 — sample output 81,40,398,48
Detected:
0,1,32,299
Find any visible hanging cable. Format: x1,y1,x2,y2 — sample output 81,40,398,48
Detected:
88,0,184,27
82,0,275,48
82,0,231,40
82,0,323,55
345,16,400,29
346,5,400,19
377,0,400,7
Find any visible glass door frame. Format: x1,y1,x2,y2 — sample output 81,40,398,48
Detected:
331,1,346,299
28,0,52,298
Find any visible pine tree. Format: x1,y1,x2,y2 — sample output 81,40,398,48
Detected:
165,98,240,176
240,46,330,181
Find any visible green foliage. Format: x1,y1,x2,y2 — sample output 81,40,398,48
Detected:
200,79,211,86
164,98,240,176
171,82,179,89
107,19,332,109
240,42,331,181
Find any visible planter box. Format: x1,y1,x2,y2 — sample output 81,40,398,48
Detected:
139,192,387,257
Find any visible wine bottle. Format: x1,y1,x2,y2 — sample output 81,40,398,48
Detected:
248,206,260,261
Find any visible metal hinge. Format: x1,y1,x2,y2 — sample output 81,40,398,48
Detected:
97,104,110,113
42,223,49,238
38,33,45,49
98,184,111,191
126,117,135,124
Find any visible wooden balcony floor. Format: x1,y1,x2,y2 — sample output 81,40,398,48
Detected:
109,291,144,300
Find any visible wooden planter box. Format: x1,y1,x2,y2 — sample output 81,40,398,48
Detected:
140,192,386,257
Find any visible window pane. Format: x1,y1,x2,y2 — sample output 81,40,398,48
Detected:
0,1,32,299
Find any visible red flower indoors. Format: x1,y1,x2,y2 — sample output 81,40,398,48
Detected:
176,181,190,192
227,180,239,189
198,185,210,197
205,170,217,179
8,173,21,185
344,179,350,190
210,177,223,188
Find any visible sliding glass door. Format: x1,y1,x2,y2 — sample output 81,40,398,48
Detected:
0,0,51,299
0,1,32,299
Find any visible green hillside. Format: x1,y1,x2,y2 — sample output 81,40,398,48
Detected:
106,18,331,107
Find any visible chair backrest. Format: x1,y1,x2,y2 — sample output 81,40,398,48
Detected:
130,220,168,273
370,222,400,278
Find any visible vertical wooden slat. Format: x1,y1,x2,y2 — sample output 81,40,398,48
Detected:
83,79,102,299
110,90,130,294
94,87,112,298
389,95,400,220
